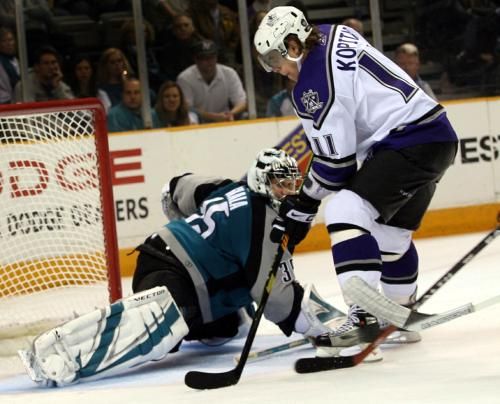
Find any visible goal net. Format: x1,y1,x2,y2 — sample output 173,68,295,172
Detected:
0,98,121,356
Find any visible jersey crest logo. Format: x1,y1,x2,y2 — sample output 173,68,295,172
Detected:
301,89,323,114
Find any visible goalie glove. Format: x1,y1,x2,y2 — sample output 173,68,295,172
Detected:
18,287,188,387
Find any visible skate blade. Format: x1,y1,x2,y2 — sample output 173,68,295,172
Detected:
315,345,383,362
382,330,422,345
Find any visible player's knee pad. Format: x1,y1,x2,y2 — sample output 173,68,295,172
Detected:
327,223,382,303
324,189,379,231
19,286,189,387
370,222,413,256
381,241,418,305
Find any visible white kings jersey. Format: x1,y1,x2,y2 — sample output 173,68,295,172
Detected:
291,24,457,201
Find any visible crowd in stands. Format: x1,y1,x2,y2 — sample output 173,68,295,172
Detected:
0,0,499,132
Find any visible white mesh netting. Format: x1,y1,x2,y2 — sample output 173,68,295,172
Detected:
0,106,117,354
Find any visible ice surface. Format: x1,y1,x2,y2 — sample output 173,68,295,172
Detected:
1,231,499,404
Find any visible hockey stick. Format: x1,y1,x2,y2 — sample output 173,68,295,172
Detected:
295,224,500,373
235,300,345,364
345,276,500,331
411,224,500,311
185,234,290,389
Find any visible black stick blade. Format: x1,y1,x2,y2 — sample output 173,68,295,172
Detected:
294,356,356,373
185,369,241,390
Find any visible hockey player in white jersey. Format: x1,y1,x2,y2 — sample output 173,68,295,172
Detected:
19,149,335,387
254,7,458,358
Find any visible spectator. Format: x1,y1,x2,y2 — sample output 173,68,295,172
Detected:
394,43,437,100
67,55,111,112
97,47,134,107
119,18,164,92
188,0,240,67
177,39,247,123
0,27,20,103
107,76,160,132
266,77,295,117
13,45,74,102
155,80,198,127
157,13,202,81
342,17,364,36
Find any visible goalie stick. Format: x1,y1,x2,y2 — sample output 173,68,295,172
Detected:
295,224,500,373
184,234,290,390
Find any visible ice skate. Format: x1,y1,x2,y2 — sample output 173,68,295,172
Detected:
314,305,383,362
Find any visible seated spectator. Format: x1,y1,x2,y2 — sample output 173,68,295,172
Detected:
13,45,74,102
107,76,160,132
67,55,111,112
97,47,134,107
188,0,240,67
155,80,198,127
119,18,164,92
157,13,202,81
266,77,295,117
0,27,20,104
177,39,247,123
394,43,437,100
342,17,364,36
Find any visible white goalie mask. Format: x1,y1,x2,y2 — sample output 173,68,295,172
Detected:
253,6,312,72
247,148,303,208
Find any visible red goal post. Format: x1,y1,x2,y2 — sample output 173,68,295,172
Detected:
0,98,122,353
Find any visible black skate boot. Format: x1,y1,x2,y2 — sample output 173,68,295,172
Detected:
314,304,383,362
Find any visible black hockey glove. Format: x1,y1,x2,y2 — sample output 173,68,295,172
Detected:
271,195,320,246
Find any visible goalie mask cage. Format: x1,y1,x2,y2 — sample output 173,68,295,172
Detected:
0,98,121,355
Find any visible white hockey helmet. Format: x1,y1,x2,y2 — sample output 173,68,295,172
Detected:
253,6,312,72
247,148,302,206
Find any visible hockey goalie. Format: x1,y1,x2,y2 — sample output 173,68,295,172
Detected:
19,148,336,387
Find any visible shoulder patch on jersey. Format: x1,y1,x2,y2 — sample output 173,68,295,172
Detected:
292,25,336,130
301,89,324,114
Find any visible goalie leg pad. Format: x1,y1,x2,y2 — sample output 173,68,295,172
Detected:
19,286,189,387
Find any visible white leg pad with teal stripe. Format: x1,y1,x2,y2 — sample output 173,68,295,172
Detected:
18,286,189,387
